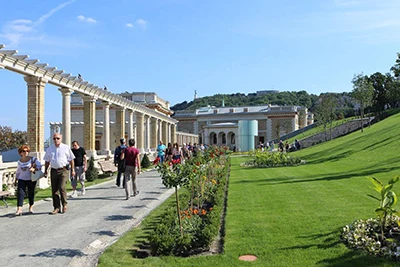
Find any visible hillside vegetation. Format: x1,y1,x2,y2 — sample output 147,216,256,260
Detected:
171,91,320,110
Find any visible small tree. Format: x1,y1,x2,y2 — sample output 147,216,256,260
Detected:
352,73,374,132
86,156,99,181
314,94,337,140
141,153,151,168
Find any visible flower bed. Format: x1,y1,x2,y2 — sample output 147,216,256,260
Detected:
150,146,230,256
341,176,400,261
242,150,302,167
341,216,400,259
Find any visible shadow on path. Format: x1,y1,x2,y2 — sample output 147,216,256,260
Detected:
104,214,133,221
19,248,85,258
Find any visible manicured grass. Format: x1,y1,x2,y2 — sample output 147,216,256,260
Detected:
100,113,400,266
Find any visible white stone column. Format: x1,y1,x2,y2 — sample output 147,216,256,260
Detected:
59,87,73,146
158,120,162,142
136,112,144,152
128,109,134,140
133,112,137,141
150,117,158,151
102,101,111,156
171,123,177,144
162,121,168,144
145,115,151,152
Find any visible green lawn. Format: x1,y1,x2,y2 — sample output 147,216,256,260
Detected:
99,112,400,266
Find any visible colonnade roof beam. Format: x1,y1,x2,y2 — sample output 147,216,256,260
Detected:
0,44,177,123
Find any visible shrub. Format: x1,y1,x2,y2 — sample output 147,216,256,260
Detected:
86,156,99,181
141,153,151,168
242,150,301,167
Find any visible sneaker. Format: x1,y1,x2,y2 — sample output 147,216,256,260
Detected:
133,191,139,196
71,191,78,198
82,187,86,195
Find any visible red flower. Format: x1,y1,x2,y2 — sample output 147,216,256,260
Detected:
153,157,160,165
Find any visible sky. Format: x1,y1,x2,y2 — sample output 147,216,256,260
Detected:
0,0,399,139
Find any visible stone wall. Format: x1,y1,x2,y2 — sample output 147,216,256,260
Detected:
300,118,371,148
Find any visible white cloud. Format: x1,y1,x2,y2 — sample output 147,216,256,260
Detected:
126,23,134,28
136,19,147,28
77,15,97,23
0,0,75,47
36,0,75,26
86,17,97,23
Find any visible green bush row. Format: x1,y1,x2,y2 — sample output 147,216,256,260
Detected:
244,150,301,167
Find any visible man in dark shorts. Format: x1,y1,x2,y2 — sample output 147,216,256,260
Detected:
71,140,87,197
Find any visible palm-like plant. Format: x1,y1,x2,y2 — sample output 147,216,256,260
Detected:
368,176,400,240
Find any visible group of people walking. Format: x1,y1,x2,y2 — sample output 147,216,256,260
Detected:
15,133,89,216
257,139,301,152
156,140,205,164
14,134,197,215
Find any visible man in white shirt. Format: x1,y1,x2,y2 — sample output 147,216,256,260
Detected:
44,133,75,214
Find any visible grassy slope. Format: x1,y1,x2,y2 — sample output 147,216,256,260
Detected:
99,113,400,267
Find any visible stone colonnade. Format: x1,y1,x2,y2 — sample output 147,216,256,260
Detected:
22,74,178,157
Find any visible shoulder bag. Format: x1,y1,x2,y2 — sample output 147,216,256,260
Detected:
31,157,45,182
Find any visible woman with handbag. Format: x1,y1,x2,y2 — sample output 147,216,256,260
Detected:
14,145,42,216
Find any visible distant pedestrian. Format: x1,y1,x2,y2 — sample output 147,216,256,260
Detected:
157,140,166,164
14,145,42,216
172,142,182,161
120,138,141,200
295,139,301,150
166,142,173,162
270,141,275,151
114,138,127,187
278,140,284,152
44,133,75,215
71,140,87,197
181,143,190,160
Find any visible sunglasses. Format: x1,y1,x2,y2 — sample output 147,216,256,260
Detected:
21,150,29,153
53,137,61,140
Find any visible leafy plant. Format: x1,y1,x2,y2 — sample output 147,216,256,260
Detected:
156,159,189,235
141,153,151,168
368,176,400,240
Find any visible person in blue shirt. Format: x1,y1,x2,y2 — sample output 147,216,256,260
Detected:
157,140,166,164
114,138,127,187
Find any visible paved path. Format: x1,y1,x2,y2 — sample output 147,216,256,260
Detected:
0,169,173,267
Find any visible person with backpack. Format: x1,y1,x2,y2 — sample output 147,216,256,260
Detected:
114,138,126,187
120,138,141,200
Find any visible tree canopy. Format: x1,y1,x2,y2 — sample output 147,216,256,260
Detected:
0,126,27,152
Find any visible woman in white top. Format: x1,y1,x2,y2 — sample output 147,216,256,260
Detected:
15,145,42,216
172,143,182,161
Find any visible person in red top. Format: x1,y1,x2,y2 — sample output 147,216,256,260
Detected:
120,138,141,200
